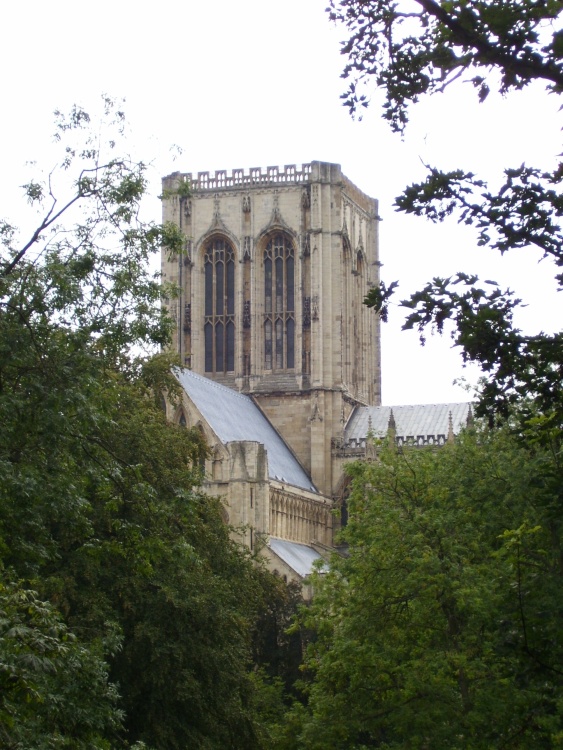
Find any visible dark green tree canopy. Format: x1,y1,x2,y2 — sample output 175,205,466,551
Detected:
285,427,563,749
0,100,287,749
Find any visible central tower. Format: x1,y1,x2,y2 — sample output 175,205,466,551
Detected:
162,161,381,496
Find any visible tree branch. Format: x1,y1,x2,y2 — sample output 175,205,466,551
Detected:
415,0,563,88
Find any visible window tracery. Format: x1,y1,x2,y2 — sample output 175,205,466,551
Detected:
263,233,295,370
204,237,235,373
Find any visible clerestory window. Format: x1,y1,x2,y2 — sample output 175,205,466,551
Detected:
263,234,294,370
204,238,235,373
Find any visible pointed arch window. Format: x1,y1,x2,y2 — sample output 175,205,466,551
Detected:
264,233,294,370
204,238,235,373
356,248,364,275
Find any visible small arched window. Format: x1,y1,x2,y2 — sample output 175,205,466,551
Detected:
204,238,235,373
263,234,294,370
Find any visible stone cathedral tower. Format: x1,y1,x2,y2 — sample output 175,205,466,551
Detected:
161,162,470,585
161,162,381,497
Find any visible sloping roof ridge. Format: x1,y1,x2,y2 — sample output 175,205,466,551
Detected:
175,368,253,403
175,368,318,493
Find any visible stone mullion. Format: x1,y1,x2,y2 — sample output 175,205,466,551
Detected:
298,499,304,543
275,492,281,538
288,497,294,540
279,495,285,539
242,246,251,377
275,494,281,538
281,496,287,540
269,491,275,537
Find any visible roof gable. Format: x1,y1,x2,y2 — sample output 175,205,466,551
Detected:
175,369,317,492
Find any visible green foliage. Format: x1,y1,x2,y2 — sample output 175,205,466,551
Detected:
332,1,563,428
397,165,563,276
398,273,563,423
328,0,563,131
0,578,121,749
0,99,285,748
159,176,192,202
288,428,563,748
363,279,399,323
287,10,563,744
252,577,304,691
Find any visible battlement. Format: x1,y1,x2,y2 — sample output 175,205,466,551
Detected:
333,433,449,453
170,163,313,192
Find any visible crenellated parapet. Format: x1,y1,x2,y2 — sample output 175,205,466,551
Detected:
167,164,313,193
332,433,450,458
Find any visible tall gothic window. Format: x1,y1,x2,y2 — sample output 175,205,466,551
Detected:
204,238,235,373
264,234,294,369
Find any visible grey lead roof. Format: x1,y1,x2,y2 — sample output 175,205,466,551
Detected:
175,369,317,493
345,403,471,447
268,537,325,578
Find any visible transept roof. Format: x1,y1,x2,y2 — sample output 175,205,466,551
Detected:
175,369,317,492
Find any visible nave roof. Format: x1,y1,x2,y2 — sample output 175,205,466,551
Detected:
345,402,472,448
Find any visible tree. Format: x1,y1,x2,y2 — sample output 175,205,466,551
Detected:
0,580,122,750
287,428,563,749
271,10,563,745
328,0,563,424
0,99,280,749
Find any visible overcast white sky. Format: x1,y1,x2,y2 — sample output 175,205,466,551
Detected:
2,0,561,405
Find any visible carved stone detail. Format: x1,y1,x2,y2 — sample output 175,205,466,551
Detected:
272,190,281,223
242,195,251,213
184,240,193,266
213,193,221,224
243,236,252,260
303,297,311,329
243,300,251,329
309,392,323,423
357,223,364,252
183,302,191,333
311,295,319,321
